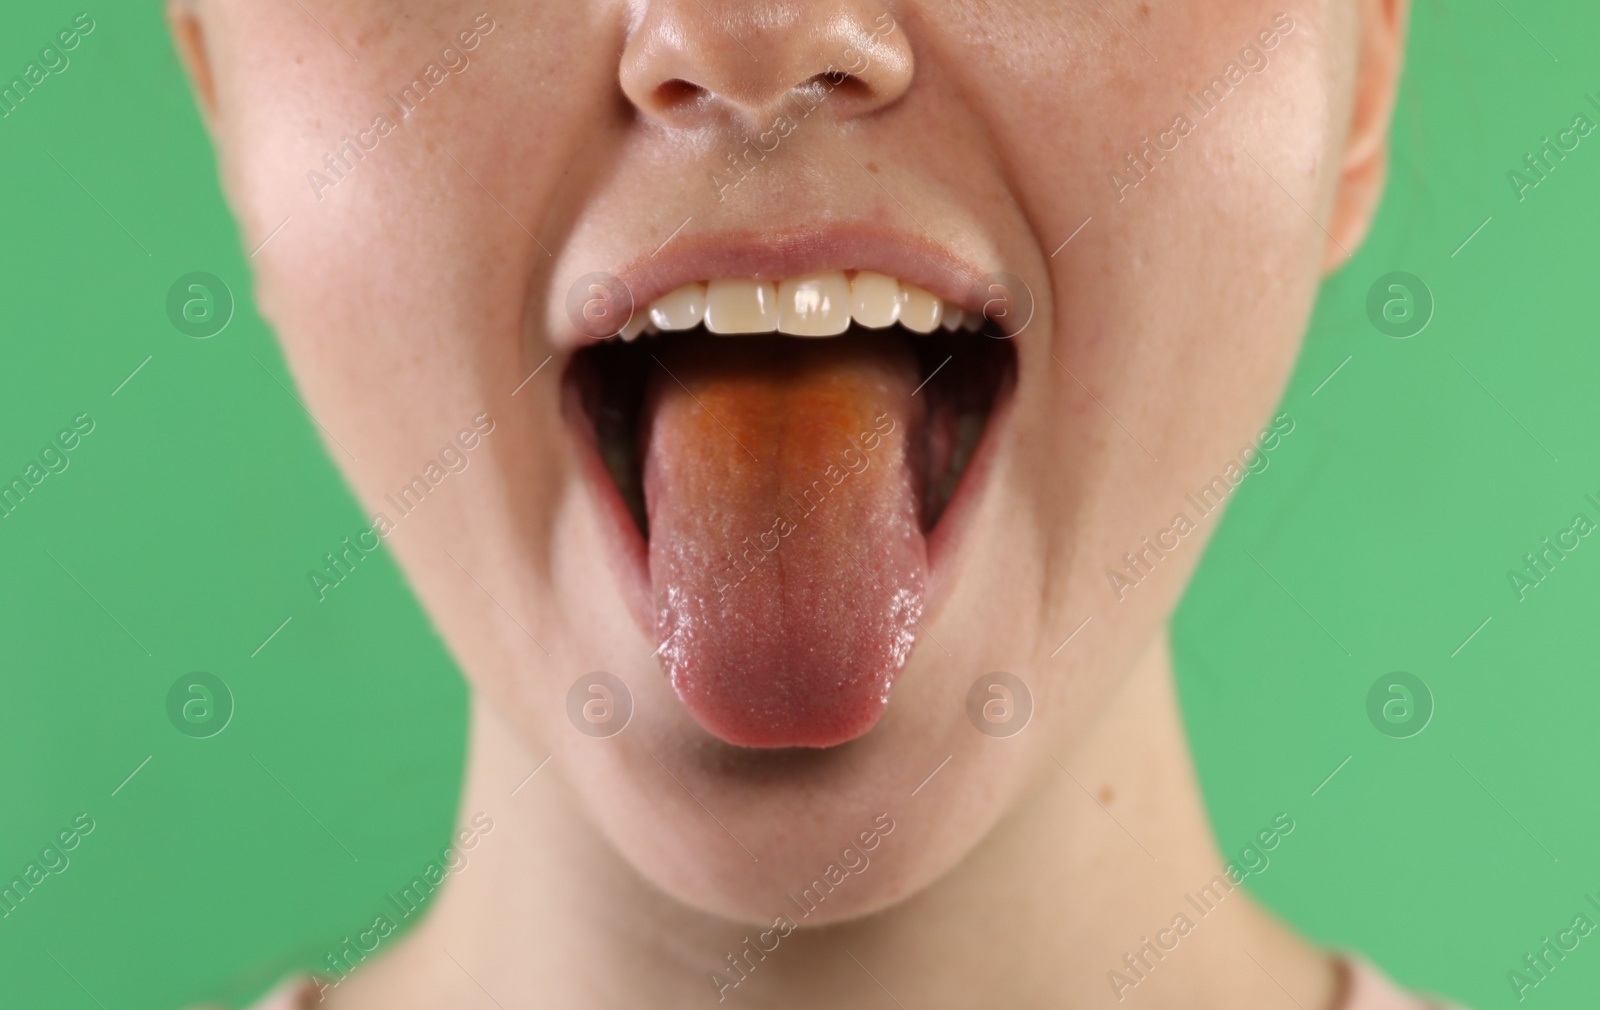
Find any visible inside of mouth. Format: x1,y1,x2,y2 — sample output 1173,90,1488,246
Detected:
566,316,1013,748
573,320,1014,539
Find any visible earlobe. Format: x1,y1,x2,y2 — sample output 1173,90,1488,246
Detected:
1324,0,1409,272
166,0,219,125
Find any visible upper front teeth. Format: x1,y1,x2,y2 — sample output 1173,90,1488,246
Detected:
648,282,707,331
622,271,982,340
778,273,851,337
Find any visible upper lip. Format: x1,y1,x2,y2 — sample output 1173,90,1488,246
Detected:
549,222,1013,350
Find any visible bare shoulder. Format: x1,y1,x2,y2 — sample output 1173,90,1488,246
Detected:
1339,958,1475,1010
300,934,499,1009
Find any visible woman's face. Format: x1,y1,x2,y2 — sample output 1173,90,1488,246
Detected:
178,0,1382,922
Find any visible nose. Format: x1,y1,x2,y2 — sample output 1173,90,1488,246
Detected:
619,1,914,128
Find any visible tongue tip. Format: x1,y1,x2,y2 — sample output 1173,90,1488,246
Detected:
676,687,893,749
655,576,923,750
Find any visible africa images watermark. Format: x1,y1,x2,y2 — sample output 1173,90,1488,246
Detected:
0,13,96,122
708,812,897,1002
1506,95,1600,203
710,412,898,602
1107,812,1296,1001
307,412,496,601
310,811,496,1000
306,13,499,202
1,413,96,521
1106,412,1296,601
1507,491,1600,603
0,812,96,921
1109,12,1297,201
1506,893,1600,1002
710,11,898,202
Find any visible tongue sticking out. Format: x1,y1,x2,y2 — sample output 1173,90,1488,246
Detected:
643,333,928,748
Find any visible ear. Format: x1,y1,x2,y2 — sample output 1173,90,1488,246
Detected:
1323,0,1409,272
166,0,219,126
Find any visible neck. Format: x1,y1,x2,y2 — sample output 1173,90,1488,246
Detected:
330,633,1336,1009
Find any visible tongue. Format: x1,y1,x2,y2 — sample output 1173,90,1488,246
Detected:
642,333,927,748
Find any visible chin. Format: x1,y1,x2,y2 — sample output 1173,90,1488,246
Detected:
542,634,1055,927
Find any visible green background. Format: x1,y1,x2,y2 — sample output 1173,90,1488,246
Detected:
1,1,1596,1006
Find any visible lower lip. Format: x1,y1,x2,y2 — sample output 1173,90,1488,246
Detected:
559,341,1017,746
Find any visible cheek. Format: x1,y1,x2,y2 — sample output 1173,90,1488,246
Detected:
985,3,1338,689
210,3,613,505
212,2,606,332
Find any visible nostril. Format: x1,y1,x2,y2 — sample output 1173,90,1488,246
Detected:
802,72,872,103
653,78,710,112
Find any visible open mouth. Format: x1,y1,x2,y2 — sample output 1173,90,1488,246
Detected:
563,269,1016,749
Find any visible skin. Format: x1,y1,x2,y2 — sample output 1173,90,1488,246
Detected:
170,0,1407,1006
